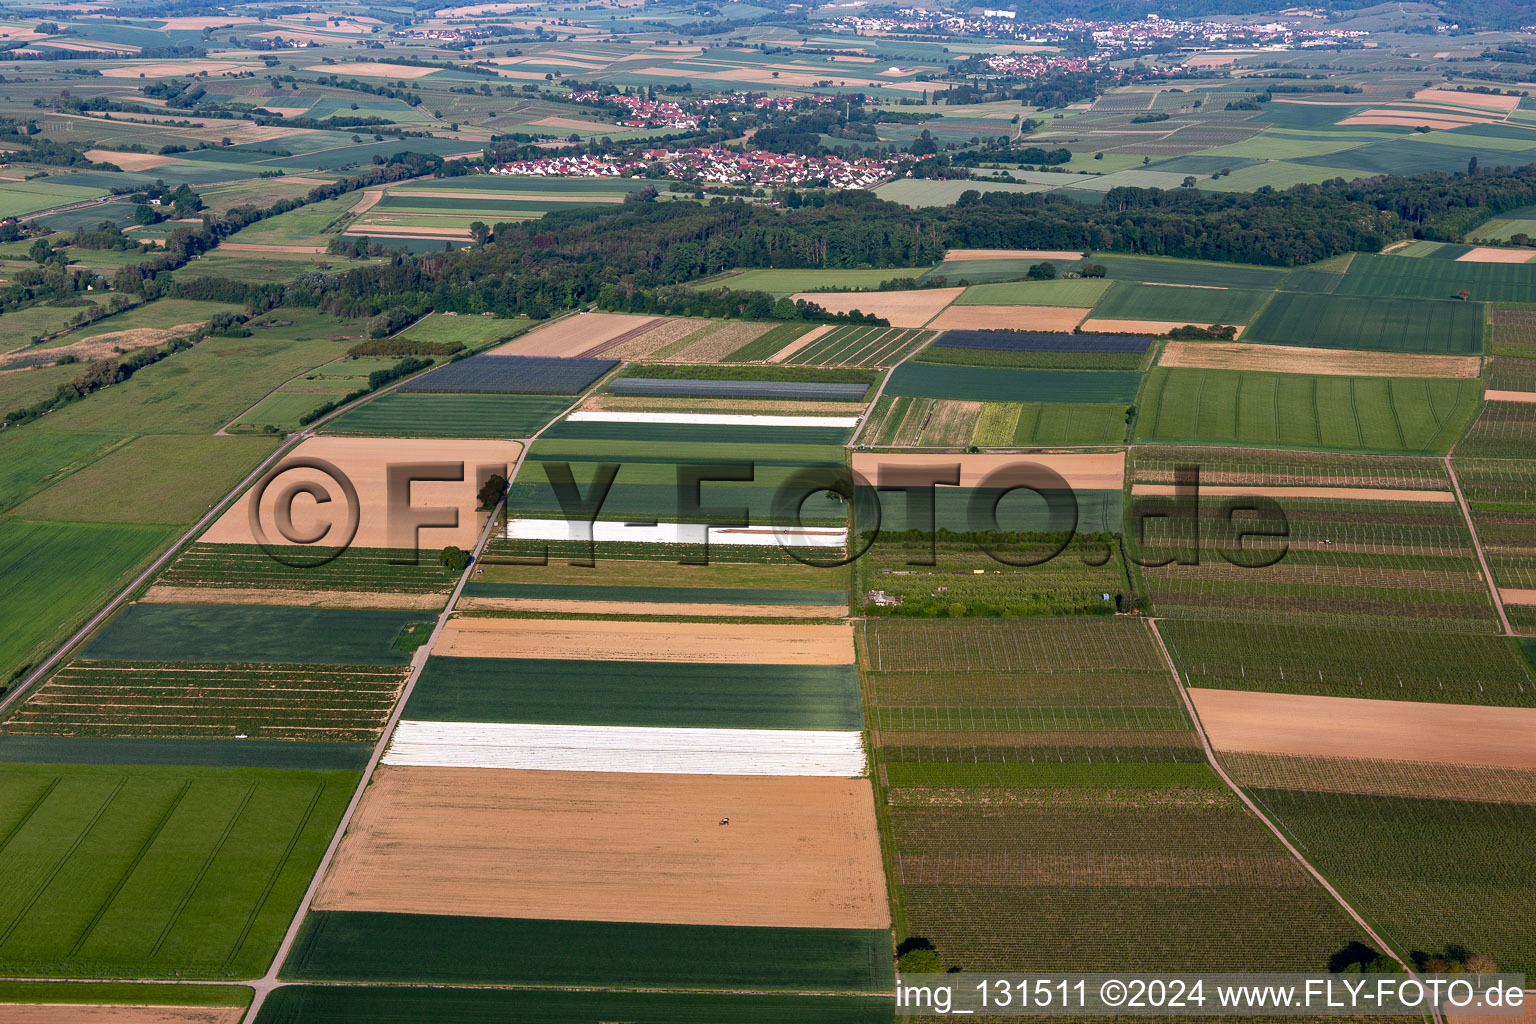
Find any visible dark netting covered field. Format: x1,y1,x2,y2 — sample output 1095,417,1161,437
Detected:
608,378,871,400
401,356,617,395
933,330,1152,353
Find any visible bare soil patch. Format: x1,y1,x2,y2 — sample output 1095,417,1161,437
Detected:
1413,87,1521,112
1499,588,1536,605
200,436,521,550
436,616,855,663
791,287,963,328
1339,112,1490,129
0,1009,244,1024
305,61,439,78
453,597,845,617
490,312,664,357
0,322,206,370
1457,246,1535,264
854,451,1125,491
1082,317,1242,337
1484,390,1536,404
347,223,471,239
930,304,1088,332
768,324,832,362
314,766,889,929
142,584,446,610
82,149,181,170
1158,340,1479,378
1190,688,1536,770
944,249,1084,261
350,189,383,215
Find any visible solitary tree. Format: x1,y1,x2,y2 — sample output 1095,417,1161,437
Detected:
439,545,470,572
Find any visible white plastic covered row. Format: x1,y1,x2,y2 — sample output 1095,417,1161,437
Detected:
565,411,861,428
502,519,847,547
382,721,868,777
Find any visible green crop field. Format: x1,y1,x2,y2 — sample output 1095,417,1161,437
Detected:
283,912,894,991
862,617,1373,973
323,392,569,437
0,431,126,513
0,761,354,979
1455,400,1536,459
1135,368,1480,453
0,178,107,218
11,434,277,525
916,343,1145,371
722,267,934,295
406,657,862,729
393,314,523,349
1161,622,1533,705
86,605,426,666
884,364,1141,403
2,660,406,741
155,544,457,595
1242,781,1536,974
721,321,813,361
1333,253,1536,304
255,985,892,1023
1091,282,1271,324
1244,292,1485,354
0,519,174,687
954,278,1112,307
782,326,933,366
30,329,355,436
0,980,251,1007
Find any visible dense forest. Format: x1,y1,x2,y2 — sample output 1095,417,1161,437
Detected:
173,165,1536,322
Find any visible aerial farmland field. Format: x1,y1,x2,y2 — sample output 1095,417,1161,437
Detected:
3,0,1536,1014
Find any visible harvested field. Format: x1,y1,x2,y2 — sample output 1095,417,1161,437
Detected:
99,60,244,77
1131,484,1453,502
346,224,470,240
852,451,1125,491
769,324,832,362
435,617,855,663
313,766,887,928
788,287,962,328
1158,341,1479,378
1456,247,1535,264
927,304,1087,333
490,313,665,357
454,597,843,617
598,318,702,361
1337,113,1491,129
304,61,439,78
1413,88,1522,112
0,322,205,370
381,721,868,776
945,249,1084,261
1082,317,1243,337
1485,389,1536,403
199,436,521,550
0,1008,244,1024
667,321,773,363
1190,688,1536,770
81,149,181,170
141,585,445,610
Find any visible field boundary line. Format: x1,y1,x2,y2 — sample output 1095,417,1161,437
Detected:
1145,617,1432,993
1443,455,1515,636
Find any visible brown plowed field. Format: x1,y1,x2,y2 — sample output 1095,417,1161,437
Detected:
0,1007,244,1023
1158,340,1479,378
928,304,1087,332
1190,688,1536,770
489,312,666,357
790,287,963,328
142,585,446,610
435,616,855,663
199,436,520,550
453,597,845,617
313,766,889,928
